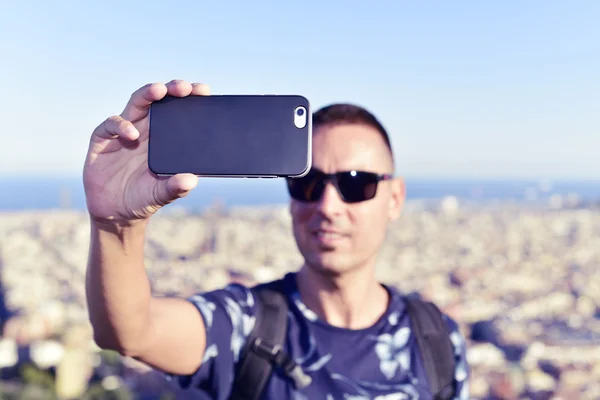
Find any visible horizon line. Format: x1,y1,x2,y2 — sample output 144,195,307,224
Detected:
0,174,598,184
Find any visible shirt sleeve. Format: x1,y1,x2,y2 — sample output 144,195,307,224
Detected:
166,283,257,399
444,315,470,400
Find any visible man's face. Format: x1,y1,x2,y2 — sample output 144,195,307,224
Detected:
289,123,405,276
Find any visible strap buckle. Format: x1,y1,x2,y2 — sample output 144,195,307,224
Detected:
250,338,312,390
252,338,281,360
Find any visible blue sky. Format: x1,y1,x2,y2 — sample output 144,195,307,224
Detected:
1,1,598,180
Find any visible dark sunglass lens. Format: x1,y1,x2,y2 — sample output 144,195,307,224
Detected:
337,172,379,203
287,172,325,202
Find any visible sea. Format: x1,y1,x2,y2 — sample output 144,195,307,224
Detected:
0,176,598,212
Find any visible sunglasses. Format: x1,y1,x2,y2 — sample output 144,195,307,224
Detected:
286,168,394,203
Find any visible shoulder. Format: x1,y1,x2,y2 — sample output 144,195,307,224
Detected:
390,290,468,360
188,282,255,309
394,291,462,334
185,277,293,327
185,282,257,334
398,294,471,392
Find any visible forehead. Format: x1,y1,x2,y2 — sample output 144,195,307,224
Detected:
311,123,393,173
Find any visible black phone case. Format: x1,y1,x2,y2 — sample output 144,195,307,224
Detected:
148,95,311,178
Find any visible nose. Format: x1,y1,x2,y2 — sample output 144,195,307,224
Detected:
316,181,345,216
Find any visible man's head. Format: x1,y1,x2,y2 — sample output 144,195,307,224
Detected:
287,103,405,277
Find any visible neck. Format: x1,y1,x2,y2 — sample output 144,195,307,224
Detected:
296,263,390,330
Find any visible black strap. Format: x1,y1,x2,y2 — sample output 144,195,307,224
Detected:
405,297,456,400
228,280,454,399
229,280,311,400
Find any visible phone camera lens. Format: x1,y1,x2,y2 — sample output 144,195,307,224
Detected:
297,108,305,116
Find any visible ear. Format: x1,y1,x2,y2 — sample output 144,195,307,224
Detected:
388,177,405,221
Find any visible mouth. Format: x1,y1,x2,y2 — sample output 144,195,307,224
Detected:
312,229,349,246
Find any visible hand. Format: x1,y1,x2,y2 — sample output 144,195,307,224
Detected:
83,80,210,223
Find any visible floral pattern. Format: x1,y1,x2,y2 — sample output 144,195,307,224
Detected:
292,291,319,321
202,343,218,363
373,327,412,380
224,296,255,363
189,294,216,329
170,274,469,399
450,330,470,399
374,393,415,400
388,311,401,326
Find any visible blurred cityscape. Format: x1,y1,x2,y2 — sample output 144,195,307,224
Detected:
0,195,599,399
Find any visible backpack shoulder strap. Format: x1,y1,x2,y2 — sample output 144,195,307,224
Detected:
229,279,311,400
404,297,456,400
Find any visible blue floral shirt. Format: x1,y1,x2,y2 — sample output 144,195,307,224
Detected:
169,273,470,399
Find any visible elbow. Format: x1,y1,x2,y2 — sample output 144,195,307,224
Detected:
92,332,138,358
90,325,129,356
91,325,147,358
86,302,153,357
91,328,122,354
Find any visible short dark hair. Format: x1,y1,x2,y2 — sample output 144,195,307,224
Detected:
312,103,394,163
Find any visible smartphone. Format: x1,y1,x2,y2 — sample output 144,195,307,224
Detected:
148,95,311,178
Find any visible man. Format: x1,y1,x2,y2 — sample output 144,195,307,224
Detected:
84,80,469,399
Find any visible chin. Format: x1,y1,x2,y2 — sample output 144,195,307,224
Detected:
304,252,359,277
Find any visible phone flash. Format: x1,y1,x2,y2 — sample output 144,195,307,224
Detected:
294,106,307,129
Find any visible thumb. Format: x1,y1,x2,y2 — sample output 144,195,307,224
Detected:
155,173,199,205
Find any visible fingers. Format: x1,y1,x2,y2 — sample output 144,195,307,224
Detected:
191,82,211,96
165,79,194,97
154,173,199,206
121,80,211,122
168,173,199,196
92,115,140,141
120,82,168,122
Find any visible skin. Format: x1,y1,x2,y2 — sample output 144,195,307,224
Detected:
84,80,210,376
83,80,406,378
292,123,406,329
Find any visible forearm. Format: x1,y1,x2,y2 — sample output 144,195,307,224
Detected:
85,217,152,354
